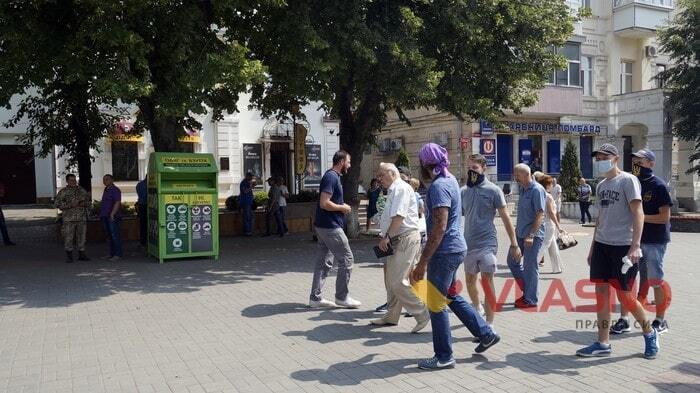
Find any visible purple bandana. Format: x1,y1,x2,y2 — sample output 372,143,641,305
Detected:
419,143,451,177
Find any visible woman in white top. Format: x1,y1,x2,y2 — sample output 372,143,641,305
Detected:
537,175,563,273
277,177,289,234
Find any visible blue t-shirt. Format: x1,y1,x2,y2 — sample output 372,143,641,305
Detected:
641,175,672,244
516,180,546,239
315,170,345,229
239,179,254,207
425,175,467,254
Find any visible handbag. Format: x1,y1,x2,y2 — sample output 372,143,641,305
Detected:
557,230,578,250
373,243,394,258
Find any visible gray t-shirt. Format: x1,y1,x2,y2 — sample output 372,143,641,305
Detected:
595,171,642,246
461,179,507,253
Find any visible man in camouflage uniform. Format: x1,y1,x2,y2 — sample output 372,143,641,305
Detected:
55,174,91,263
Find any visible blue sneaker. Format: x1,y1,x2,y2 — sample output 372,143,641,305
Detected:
417,356,456,370
576,342,612,357
644,329,660,359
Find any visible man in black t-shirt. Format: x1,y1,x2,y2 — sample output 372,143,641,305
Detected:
611,149,672,336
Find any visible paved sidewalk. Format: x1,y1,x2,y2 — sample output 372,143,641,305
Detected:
1,220,699,393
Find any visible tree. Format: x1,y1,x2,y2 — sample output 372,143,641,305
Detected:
237,0,574,237
658,0,700,175
560,140,583,202
0,1,144,194
122,1,268,152
395,148,410,170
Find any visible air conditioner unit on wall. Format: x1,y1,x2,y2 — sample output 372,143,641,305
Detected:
645,46,658,58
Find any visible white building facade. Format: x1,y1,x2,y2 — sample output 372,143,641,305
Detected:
1,93,338,203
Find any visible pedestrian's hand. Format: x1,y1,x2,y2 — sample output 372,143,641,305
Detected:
378,237,390,252
411,262,426,283
524,237,534,249
509,245,522,261
587,252,592,266
342,204,352,214
627,244,642,264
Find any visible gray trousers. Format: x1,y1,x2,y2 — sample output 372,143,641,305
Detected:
310,226,354,301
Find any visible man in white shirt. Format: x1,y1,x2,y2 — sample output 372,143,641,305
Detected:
371,163,429,332
278,177,290,234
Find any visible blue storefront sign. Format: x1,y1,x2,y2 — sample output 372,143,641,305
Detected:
480,138,497,166
519,139,533,165
507,122,602,134
480,120,494,136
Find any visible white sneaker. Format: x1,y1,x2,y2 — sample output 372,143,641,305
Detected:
476,304,486,317
308,298,336,308
335,296,362,309
109,256,121,261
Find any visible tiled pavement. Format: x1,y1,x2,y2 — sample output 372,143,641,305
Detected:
1,220,699,393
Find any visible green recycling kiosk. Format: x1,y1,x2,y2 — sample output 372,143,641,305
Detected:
147,152,219,263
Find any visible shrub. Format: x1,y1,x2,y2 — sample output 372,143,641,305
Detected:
225,195,239,211
395,148,410,169
287,190,319,203
254,191,269,208
89,200,135,218
560,140,583,202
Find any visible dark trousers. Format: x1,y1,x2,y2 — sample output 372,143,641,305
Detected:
279,206,289,233
138,204,147,246
101,217,123,257
265,206,284,236
0,206,11,244
579,201,592,223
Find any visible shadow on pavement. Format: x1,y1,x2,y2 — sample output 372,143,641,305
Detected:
0,234,379,309
290,350,640,386
532,329,597,345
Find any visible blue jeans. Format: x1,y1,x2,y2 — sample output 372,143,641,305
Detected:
507,237,544,305
428,251,493,362
241,204,254,235
265,206,284,236
101,217,123,257
638,242,668,298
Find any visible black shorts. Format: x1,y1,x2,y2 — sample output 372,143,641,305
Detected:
590,241,638,291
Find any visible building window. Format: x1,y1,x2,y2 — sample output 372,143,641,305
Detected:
620,61,633,94
655,64,666,89
582,56,594,96
111,142,139,181
549,43,581,87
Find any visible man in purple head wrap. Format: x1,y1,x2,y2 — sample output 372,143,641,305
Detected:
411,143,501,370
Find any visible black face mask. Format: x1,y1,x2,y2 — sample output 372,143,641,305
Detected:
466,170,485,187
632,163,653,179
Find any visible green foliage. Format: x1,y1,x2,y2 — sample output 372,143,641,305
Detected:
287,190,319,203
395,148,410,169
236,0,575,237
88,201,136,219
560,140,583,202
254,191,269,209
658,0,700,175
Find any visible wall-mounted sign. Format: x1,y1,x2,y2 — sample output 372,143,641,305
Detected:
480,120,494,136
480,139,497,166
294,124,308,174
242,144,263,185
505,122,602,134
304,144,323,188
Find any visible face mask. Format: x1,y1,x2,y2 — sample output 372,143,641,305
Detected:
632,163,653,179
596,159,614,174
466,170,485,187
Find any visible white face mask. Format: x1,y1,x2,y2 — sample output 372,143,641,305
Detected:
596,159,614,174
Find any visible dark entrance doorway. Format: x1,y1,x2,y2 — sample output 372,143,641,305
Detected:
269,142,291,189
0,145,37,204
111,141,139,181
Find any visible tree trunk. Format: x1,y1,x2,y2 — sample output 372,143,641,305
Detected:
70,100,93,199
140,99,180,152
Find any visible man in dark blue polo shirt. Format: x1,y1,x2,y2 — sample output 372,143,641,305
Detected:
308,151,361,309
611,148,672,335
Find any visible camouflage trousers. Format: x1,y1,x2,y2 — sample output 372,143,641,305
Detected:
62,221,87,252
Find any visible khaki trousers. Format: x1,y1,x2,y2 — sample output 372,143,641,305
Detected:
63,221,87,252
381,230,428,324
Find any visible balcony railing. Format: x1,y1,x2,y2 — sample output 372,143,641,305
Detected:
613,0,674,9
